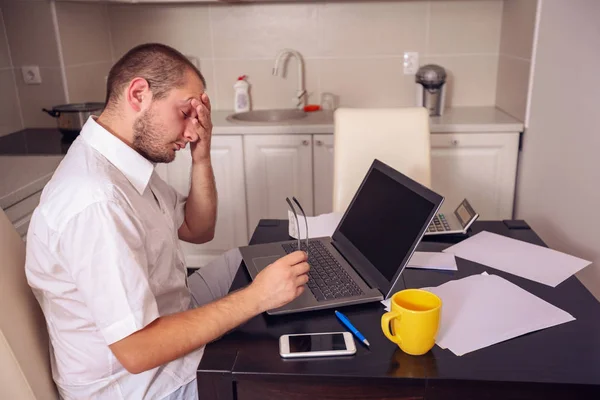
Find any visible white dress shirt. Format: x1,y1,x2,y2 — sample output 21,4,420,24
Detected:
26,117,203,399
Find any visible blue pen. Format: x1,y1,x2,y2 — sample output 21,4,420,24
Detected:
335,310,370,347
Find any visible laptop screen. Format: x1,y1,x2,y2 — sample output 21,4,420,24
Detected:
332,160,443,295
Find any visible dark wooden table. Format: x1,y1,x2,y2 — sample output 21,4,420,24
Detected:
197,220,600,399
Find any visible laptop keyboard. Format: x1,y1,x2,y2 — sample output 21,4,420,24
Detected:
428,213,452,232
282,241,364,302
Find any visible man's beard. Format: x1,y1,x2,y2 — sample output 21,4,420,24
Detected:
132,108,174,163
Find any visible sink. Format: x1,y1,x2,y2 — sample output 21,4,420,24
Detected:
227,109,308,123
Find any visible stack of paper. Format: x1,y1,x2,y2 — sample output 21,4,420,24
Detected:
443,231,592,287
288,211,342,239
382,273,575,356
407,252,457,271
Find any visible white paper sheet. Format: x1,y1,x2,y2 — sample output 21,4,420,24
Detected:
380,272,575,356
422,273,575,356
407,252,458,271
442,231,591,287
288,211,343,239
380,272,487,313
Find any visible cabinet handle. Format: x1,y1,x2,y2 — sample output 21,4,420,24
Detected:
451,139,459,146
316,140,323,146
302,140,309,146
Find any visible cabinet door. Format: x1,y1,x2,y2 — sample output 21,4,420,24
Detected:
430,133,519,220
313,134,335,215
157,136,248,267
244,135,313,237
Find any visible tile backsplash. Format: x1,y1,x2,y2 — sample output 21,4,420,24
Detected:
2,0,523,132
1,0,66,131
0,8,22,137
108,0,503,111
55,1,112,104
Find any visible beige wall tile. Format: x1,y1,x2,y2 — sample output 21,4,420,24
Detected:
0,69,22,136
421,55,498,107
318,1,427,57
0,9,11,69
499,0,537,60
211,3,318,59
495,55,529,121
195,59,216,105
429,0,503,54
3,0,60,67
66,62,111,103
319,58,416,108
213,58,319,110
56,2,112,66
16,67,66,128
108,4,212,61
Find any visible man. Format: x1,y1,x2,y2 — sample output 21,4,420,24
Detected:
25,43,309,399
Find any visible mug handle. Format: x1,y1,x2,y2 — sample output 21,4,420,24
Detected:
381,311,402,344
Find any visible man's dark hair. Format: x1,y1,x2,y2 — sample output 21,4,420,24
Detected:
105,43,206,108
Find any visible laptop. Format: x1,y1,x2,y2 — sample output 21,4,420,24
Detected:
239,159,444,315
425,198,479,236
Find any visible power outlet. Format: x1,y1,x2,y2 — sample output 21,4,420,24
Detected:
21,66,42,85
403,52,419,75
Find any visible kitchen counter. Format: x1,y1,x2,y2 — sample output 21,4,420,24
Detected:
0,106,524,157
0,128,69,155
211,106,524,135
211,110,336,135
0,155,63,209
429,107,524,133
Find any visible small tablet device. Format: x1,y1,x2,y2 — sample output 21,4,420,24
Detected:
279,332,357,358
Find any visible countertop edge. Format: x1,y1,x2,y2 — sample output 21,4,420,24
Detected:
212,123,524,135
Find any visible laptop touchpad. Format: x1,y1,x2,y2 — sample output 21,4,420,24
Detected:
252,255,282,273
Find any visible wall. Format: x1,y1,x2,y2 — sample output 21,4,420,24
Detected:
108,0,504,111
1,0,65,129
0,5,22,136
495,0,537,122
54,1,112,103
515,0,600,300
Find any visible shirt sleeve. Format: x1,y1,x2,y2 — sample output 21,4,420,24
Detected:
59,201,159,345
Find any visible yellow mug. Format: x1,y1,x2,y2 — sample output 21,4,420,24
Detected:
381,289,442,356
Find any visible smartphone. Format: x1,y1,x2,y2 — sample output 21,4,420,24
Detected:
279,332,357,358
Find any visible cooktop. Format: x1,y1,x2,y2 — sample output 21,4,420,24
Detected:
0,129,73,155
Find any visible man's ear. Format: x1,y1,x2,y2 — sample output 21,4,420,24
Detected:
126,77,152,113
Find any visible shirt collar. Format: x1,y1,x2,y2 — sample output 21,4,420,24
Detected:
80,116,154,195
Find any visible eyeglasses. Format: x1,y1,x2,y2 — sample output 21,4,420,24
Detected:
286,196,309,258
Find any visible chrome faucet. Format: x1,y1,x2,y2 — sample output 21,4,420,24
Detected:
272,48,307,109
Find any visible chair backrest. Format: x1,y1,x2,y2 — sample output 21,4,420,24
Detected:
332,107,432,213
0,209,58,399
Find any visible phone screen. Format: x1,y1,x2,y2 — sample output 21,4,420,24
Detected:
288,333,347,353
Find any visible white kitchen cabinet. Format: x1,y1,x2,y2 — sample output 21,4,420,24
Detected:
156,135,247,267
154,129,519,266
313,134,335,215
430,132,520,220
244,134,313,237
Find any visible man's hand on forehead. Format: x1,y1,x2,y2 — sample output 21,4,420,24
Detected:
187,93,210,118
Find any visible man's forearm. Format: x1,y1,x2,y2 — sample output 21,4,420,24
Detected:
180,159,217,243
110,285,262,374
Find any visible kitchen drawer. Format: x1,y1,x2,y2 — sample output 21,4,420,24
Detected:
13,212,33,238
4,190,42,224
4,190,42,239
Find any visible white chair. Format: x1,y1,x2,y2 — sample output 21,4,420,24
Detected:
332,107,432,213
0,209,58,399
